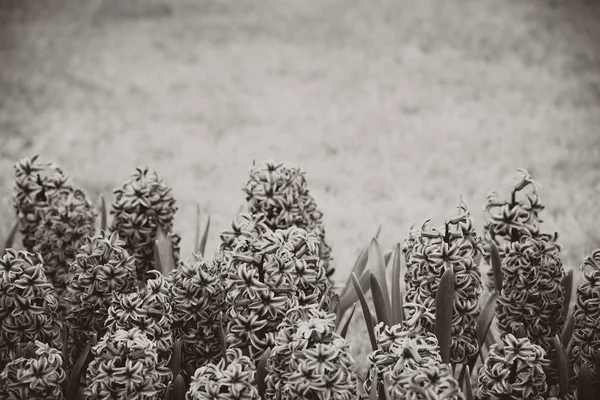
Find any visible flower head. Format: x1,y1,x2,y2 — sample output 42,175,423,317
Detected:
0,249,62,360
0,341,66,400
65,231,138,365
477,333,549,400
244,160,334,279
186,348,259,400
85,328,162,400
110,168,181,280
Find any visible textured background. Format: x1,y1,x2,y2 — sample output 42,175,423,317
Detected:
1,1,600,358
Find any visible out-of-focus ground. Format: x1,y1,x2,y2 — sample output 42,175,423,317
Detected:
1,0,600,367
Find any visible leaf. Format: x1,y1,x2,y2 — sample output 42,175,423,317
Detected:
218,312,227,363
66,334,96,400
154,226,175,274
23,342,35,358
435,268,455,364
369,372,378,400
595,350,600,399
338,303,357,339
163,381,173,400
369,238,391,310
351,272,378,351
370,273,392,327
468,292,499,371
561,270,574,323
194,204,201,254
390,243,404,326
514,323,526,339
489,241,503,292
463,365,473,400
198,214,211,257
560,311,575,351
340,245,370,299
170,374,186,400
577,363,594,400
257,347,271,399
552,335,570,397
99,195,107,232
2,220,18,253
377,379,387,400
339,268,371,314
169,339,182,378
328,293,341,323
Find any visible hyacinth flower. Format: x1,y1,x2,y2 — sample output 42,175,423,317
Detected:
64,231,138,366
12,156,97,306
477,333,550,400
105,270,174,395
495,236,565,384
169,253,227,375
0,341,66,400
186,347,259,400
570,249,600,391
483,169,557,291
224,214,332,363
244,160,334,279
85,327,162,400
265,305,358,400
0,249,62,360
402,204,482,364
110,168,181,280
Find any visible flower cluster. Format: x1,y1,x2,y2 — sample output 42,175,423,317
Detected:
244,160,334,279
110,168,181,280
105,271,174,395
186,347,259,400
495,236,565,383
65,231,138,366
169,253,227,375
0,249,62,360
85,328,162,400
477,333,550,400
266,305,358,400
223,213,330,362
12,156,97,307
483,169,557,291
570,249,600,391
402,203,482,364
0,341,66,400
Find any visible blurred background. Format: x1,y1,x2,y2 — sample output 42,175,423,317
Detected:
1,0,599,282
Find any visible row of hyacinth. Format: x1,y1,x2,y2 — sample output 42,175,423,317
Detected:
1,157,599,400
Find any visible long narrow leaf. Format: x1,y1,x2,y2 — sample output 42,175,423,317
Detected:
561,270,574,322
489,241,503,292
340,268,371,314
340,225,382,298
391,242,404,325
2,220,18,253
552,335,569,397
198,214,211,256
351,273,378,351
463,365,473,400
377,380,387,400
155,226,175,274
66,335,95,400
369,238,390,307
595,350,600,398
171,374,186,400
329,293,341,323
369,372,378,400
560,312,575,350
370,273,392,327
163,381,173,400
170,339,182,378
435,268,455,364
577,363,594,400
338,303,357,339
257,348,271,399
99,195,107,232
469,292,499,371
194,204,201,254
218,312,227,364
